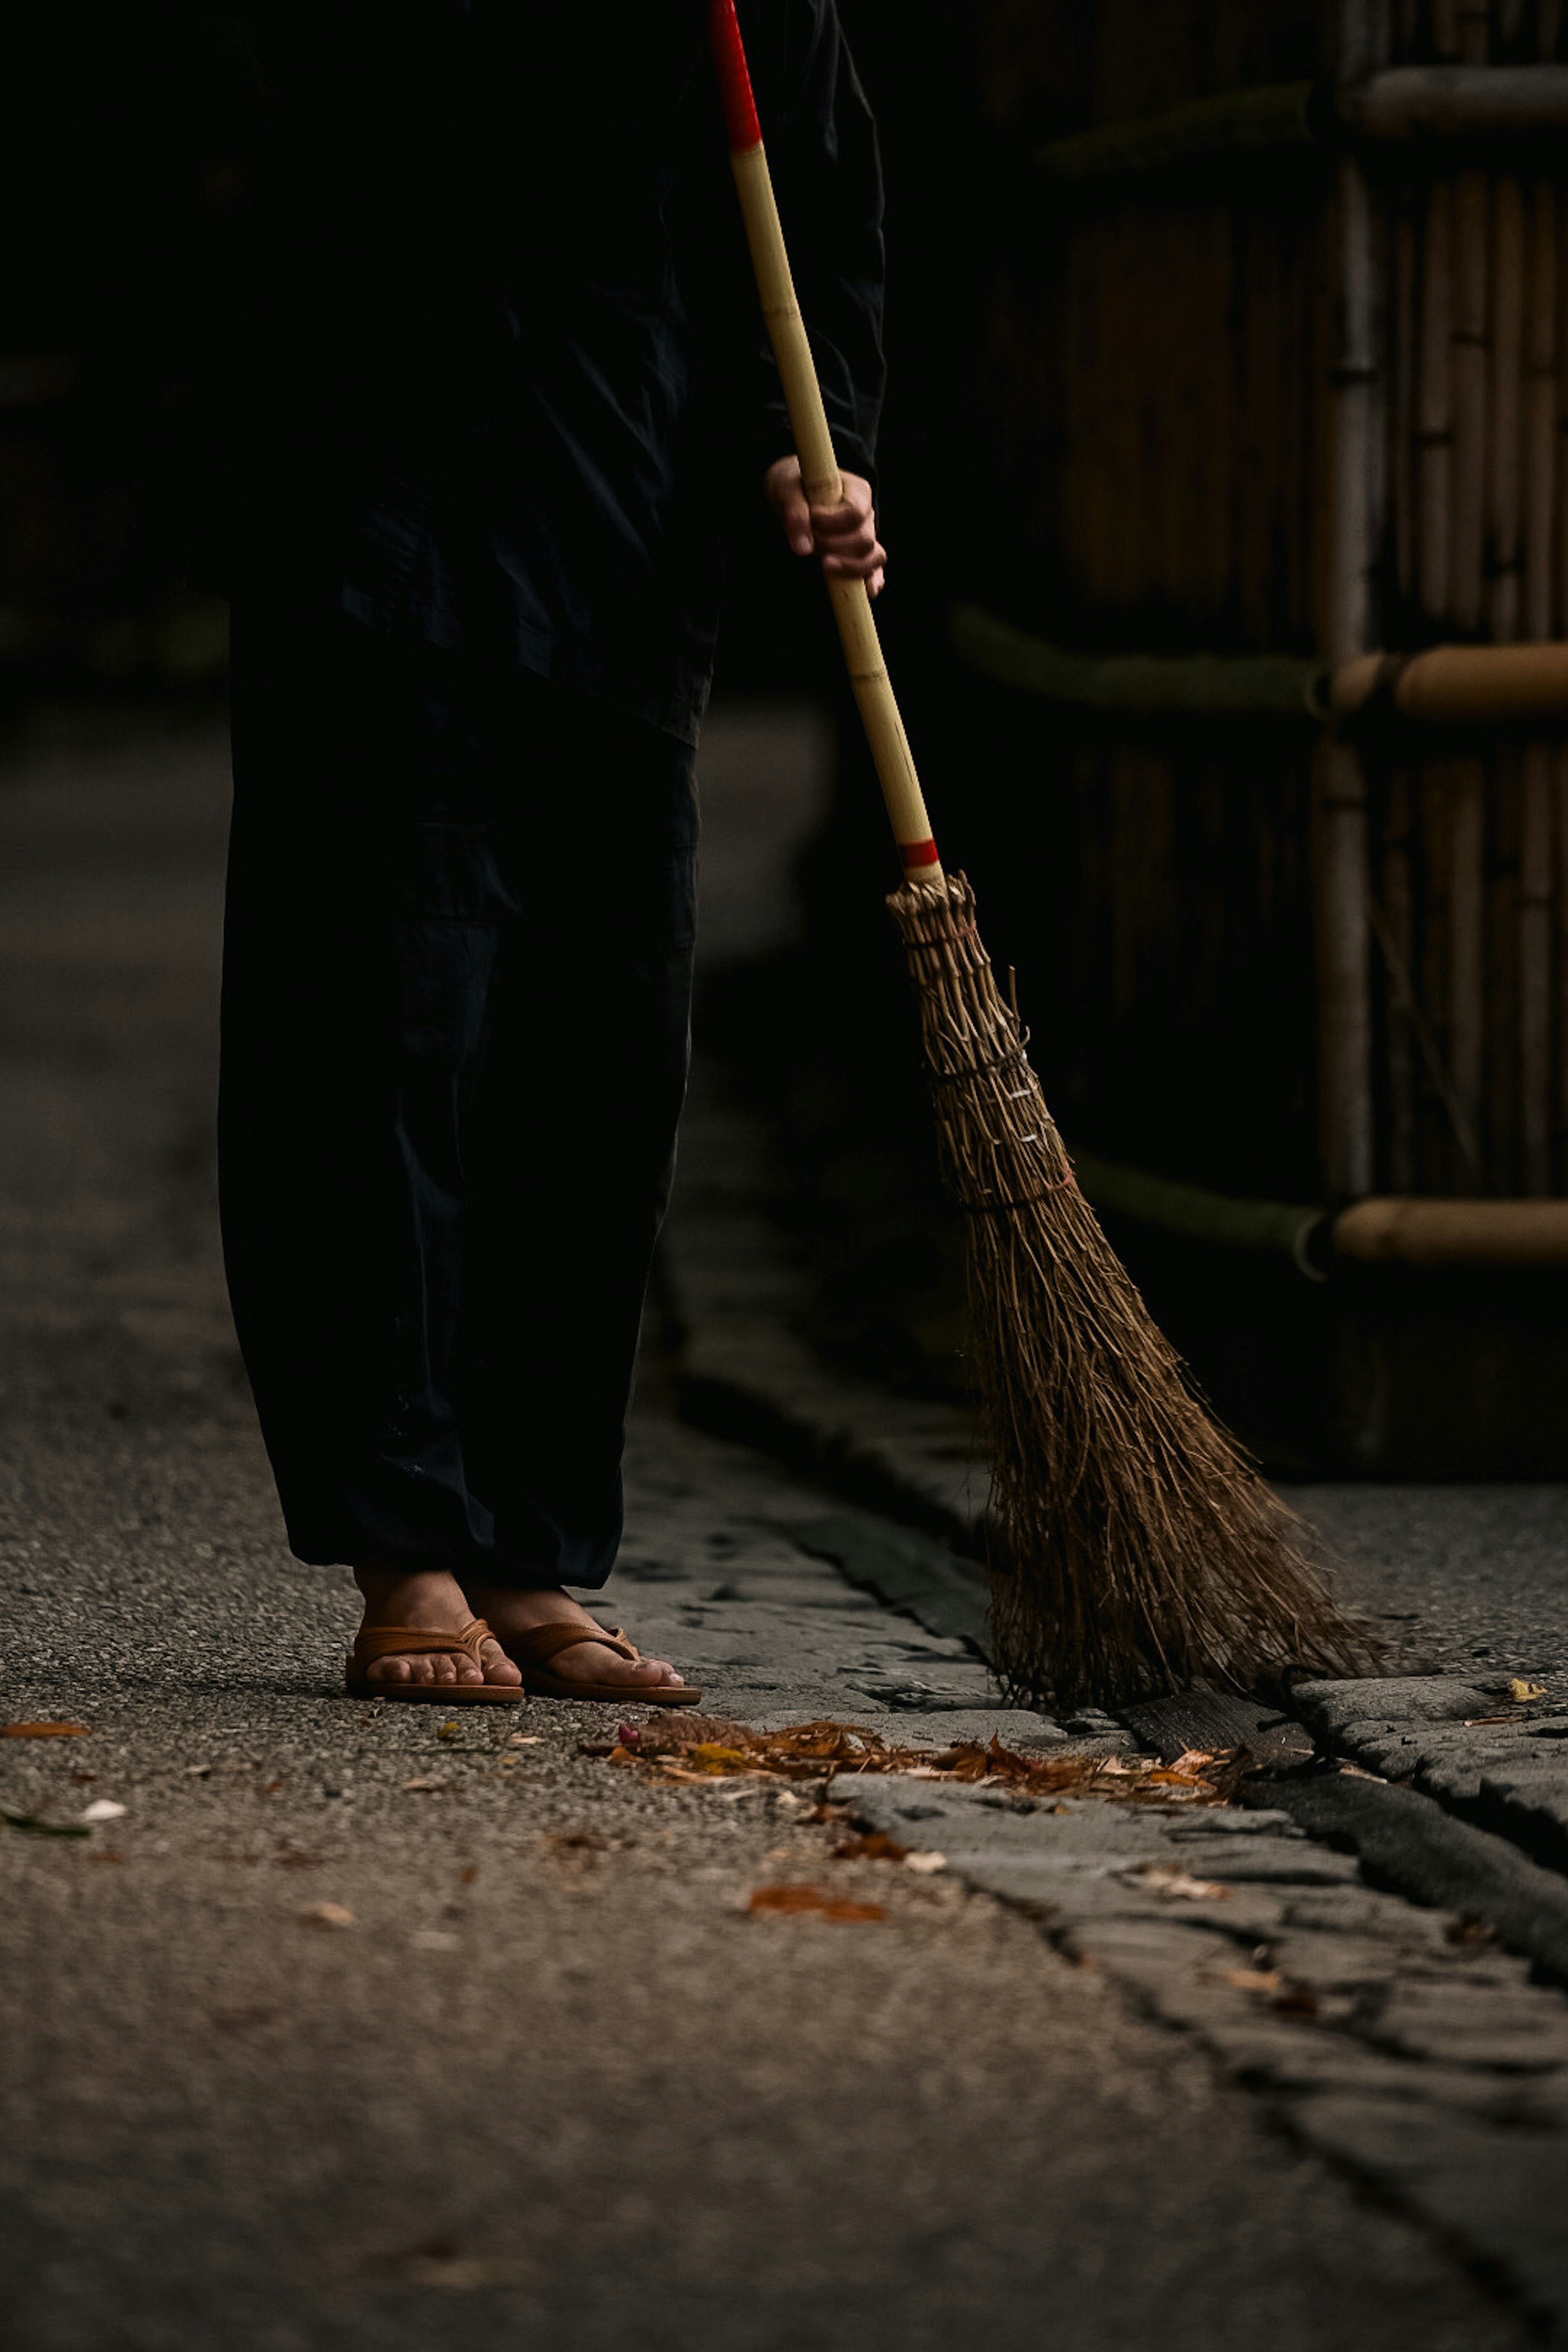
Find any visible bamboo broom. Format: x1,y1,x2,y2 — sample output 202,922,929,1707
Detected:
707,0,1368,1705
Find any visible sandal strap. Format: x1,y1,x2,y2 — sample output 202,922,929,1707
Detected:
504,1621,639,1668
350,1616,495,1665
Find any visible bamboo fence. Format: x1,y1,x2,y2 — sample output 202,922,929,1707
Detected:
967,0,1568,1207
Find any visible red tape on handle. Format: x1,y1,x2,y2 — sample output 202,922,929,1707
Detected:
900,838,941,870
708,0,762,150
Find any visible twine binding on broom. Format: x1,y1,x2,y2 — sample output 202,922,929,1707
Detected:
887,870,1372,1709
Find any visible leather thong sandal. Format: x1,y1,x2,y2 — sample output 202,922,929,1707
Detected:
499,1621,702,1707
345,1615,525,1703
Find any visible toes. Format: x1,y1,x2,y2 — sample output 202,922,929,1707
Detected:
480,1641,522,1686
620,1655,682,1687
367,1656,412,1687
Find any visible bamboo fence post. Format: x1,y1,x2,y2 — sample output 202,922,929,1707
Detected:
1558,185,1568,631
1556,183,1568,1185
1316,0,1389,1198
1519,171,1558,1198
1439,0,1490,1193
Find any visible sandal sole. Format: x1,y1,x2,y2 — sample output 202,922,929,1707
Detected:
345,1679,526,1704
513,1672,703,1707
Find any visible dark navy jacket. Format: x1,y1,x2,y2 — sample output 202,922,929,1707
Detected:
218,0,885,743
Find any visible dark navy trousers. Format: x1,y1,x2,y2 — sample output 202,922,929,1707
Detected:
219,608,697,1587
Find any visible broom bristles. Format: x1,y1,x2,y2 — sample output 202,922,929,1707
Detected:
888,871,1371,1710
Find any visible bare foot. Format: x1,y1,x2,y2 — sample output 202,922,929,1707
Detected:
461,1584,686,1691
354,1564,522,1691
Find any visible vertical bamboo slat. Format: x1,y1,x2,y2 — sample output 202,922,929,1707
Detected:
1487,175,1524,643
1383,767,1420,1189
1523,183,1557,639
1448,759,1488,1184
1418,185,1454,617
1449,171,1490,630
1392,206,1418,606
1520,742,1554,1192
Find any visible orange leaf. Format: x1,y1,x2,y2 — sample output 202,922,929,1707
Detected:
833,1831,908,1862
747,1883,885,1922
2,1722,91,1739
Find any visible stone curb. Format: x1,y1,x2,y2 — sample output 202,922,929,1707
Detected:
1292,1677,1568,1895
842,1770,1568,2343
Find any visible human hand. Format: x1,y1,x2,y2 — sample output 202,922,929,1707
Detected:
764,455,886,597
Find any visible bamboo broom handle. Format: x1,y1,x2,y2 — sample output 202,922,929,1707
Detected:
707,0,943,884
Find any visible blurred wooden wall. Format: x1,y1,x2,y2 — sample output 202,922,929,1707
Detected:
944,0,1568,1208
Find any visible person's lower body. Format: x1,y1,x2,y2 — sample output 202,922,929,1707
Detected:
220,604,699,1693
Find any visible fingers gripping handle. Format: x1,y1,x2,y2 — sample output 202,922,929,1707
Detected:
706,0,942,882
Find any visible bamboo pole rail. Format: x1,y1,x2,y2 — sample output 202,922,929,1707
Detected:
956,608,1568,725
1068,1153,1568,1270
1333,1196,1568,1261
1343,65,1568,136
1036,69,1568,183
1332,641,1568,717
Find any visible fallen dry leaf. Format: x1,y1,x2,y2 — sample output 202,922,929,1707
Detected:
834,1830,908,1863
1508,1678,1547,1703
747,1884,885,1922
2,1722,91,1739
508,1735,544,1747
1204,1965,1283,1992
436,1722,461,1742
594,1715,1225,1808
1131,1861,1232,1901
80,1799,126,1823
904,1851,948,1874
401,1777,446,1793
299,1901,356,1929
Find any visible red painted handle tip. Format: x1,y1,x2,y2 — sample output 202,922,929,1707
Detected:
708,0,762,149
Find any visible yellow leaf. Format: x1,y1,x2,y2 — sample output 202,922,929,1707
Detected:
1508,1678,1546,1703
